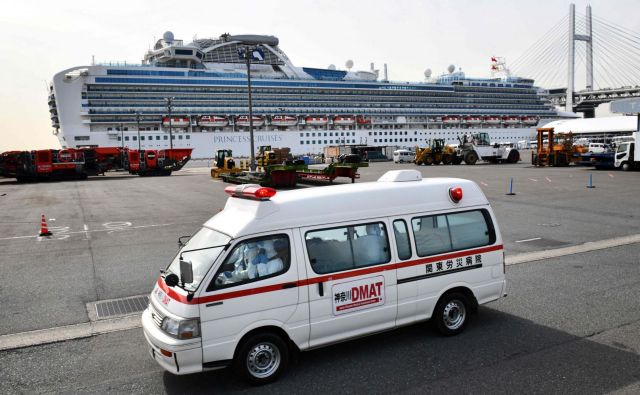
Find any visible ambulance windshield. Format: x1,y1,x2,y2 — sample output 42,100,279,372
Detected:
166,227,230,291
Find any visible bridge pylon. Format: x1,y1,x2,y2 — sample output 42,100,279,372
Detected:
567,3,593,113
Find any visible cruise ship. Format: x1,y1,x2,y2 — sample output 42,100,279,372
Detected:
49,31,559,158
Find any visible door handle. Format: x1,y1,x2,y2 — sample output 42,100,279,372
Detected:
282,282,297,289
206,301,223,307
318,282,324,297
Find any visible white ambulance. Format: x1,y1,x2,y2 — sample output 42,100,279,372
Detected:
142,170,507,384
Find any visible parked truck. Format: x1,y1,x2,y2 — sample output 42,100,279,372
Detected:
611,131,639,171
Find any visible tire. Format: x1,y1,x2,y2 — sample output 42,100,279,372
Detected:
234,332,289,385
622,162,630,171
442,154,453,165
425,155,434,165
453,155,463,165
433,292,470,336
507,150,520,163
464,151,478,165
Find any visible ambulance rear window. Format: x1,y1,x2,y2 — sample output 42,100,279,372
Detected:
411,209,495,257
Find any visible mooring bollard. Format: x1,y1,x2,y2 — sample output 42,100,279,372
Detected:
506,177,516,195
587,173,596,188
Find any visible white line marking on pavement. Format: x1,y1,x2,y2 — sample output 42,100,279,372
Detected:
608,172,615,178
528,178,538,182
0,223,173,241
515,237,542,243
4,233,640,351
506,233,640,266
545,177,552,182
84,224,90,240
480,182,489,187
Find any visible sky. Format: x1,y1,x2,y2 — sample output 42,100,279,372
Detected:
1,0,638,152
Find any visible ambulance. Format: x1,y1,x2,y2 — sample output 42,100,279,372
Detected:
141,170,507,384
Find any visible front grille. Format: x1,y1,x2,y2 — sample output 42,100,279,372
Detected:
149,302,165,328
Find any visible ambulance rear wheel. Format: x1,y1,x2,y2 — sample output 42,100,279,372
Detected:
235,332,289,385
434,292,469,336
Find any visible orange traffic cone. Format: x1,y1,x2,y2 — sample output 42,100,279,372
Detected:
39,214,52,236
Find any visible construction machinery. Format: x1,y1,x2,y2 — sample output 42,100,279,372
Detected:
6,147,192,182
210,149,242,178
414,139,457,165
532,128,585,167
126,148,192,176
455,132,520,165
256,146,292,166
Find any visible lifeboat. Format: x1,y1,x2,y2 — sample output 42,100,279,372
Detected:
356,115,371,124
442,116,460,124
305,116,328,126
484,116,502,124
522,116,539,125
333,115,355,125
504,116,521,125
464,116,482,125
235,115,265,127
271,115,298,127
199,115,228,127
162,117,190,128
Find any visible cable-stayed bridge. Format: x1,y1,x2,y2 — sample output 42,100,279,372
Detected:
509,4,640,117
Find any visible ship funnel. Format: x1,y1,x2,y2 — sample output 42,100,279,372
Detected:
383,64,388,82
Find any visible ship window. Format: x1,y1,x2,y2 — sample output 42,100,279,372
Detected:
132,136,137,141
324,140,327,144
301,141,304,145
306,141,310,144
141,136,145,141
300,133,303,137
186,135,190,140
154,127,158,131
164,136,168,140
172,136,175,140
125,136,130,141
107,127,112,131
156,136,161,140
330,140,333,144
179,135,183,140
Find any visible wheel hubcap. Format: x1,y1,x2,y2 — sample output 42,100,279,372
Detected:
246,342,280,379
443,300,466,330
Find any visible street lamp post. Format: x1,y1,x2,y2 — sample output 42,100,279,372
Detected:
240,45,257,171
120,122,125,168
135,112,141,151
165,97,174,150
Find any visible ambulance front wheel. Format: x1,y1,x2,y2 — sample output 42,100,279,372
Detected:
234,332,289,385
433,292,469,336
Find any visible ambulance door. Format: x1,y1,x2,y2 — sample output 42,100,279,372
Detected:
301,220,398,348
198,231,301,364
390,218,419,326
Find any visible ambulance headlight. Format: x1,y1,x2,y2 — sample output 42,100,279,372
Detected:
161,317,201,340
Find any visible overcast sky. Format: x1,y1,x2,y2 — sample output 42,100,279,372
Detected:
1,0,638,151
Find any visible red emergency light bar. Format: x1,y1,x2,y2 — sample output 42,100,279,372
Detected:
449,187,463,203
224,184,277,200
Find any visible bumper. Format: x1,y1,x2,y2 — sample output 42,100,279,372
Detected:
141,308,203,375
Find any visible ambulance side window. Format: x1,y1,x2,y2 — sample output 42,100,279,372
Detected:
305,222,390,274
208,234,290,291
393,220,412,260
411,210,495,257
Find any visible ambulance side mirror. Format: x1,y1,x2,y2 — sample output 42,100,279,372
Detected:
180,259,194,285
165,273,179,287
